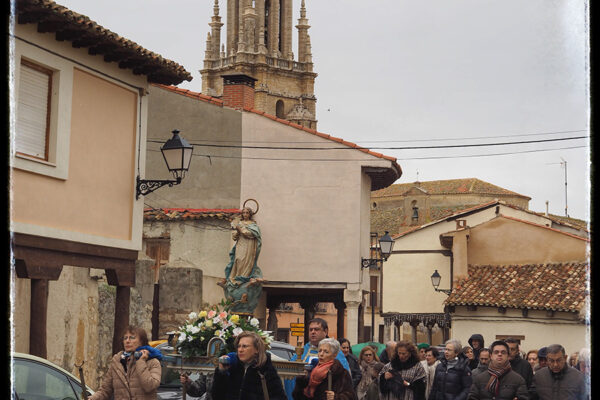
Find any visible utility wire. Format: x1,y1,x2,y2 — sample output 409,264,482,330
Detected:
147,144,587,161
148,128,588,144
147,135,587,150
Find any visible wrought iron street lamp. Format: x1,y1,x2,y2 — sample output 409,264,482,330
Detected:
361,231,395,269
136,129,193,199
430,269,452,295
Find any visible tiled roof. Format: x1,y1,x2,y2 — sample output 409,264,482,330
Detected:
152,84,224,106
154,84,402,190
531,212,589,232
391,200,500,239
16,0,192,85
144,208,240,221
446,262,589,313
372,178,531,200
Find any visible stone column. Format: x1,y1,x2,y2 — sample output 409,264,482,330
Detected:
300,298,316,345
343,288,362,344
30,279,49,358
410,321,419,344
112,286,131,354
334,301,346,339
266,298,281,333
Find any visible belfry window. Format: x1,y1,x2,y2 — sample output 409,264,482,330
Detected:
411,200,419,221
276,100,284,118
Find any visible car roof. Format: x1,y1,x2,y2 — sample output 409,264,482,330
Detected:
12,352,95,392
270,341,296,350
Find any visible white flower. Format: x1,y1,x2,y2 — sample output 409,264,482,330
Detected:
188,312,198,320
186,324,193,331
213,316,221,325
190,326,200,334
233,327,243,336
178,333,186,342
187,335,193,342
250,318,259,327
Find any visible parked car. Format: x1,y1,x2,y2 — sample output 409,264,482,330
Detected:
12,352,95,400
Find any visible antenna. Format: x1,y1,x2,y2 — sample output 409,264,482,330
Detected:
560,157,568,217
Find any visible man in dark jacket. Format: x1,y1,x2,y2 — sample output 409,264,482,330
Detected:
379,340,396,365
531,344,586,400
471,348,490,377
505,338,533,391
429,338,472,400
468,334,485,362
468,340,528,399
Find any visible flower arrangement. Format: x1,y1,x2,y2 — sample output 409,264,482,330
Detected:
176,300,273,358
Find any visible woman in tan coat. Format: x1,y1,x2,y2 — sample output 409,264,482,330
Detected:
90,326,162,400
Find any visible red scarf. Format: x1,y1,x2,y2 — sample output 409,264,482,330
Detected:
486,360,512,396
304,359,334,398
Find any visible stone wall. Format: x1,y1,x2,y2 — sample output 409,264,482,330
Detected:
158,266,204,335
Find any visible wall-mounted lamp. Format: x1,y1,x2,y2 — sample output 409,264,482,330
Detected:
430,269,452,295
136,129,193,199
361,231,395,269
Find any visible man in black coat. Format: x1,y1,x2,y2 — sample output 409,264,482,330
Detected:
468,340,528,399
530,344,586,400
505,338,533,391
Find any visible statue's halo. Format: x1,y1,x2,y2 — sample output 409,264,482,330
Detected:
242,198,260,215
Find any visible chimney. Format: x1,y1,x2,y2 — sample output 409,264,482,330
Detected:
221,74,257,110
545,200,549,216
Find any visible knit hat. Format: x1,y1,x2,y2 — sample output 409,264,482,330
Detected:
417,343,430,350
538,347,548,359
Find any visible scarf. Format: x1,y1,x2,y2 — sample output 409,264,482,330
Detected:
486,360,512,396
380,357,427,400
357,360,382,398
304,359,334,398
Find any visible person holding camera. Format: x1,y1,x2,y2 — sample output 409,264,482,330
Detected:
90,326,162,400
211,331,286,400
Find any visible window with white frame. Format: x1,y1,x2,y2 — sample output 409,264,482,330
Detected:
16,59,53,160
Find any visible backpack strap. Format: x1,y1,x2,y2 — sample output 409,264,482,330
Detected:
258,371,270,400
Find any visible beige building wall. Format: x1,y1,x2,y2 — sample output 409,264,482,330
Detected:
12,24,147,250
451,306,588,357
239,112,392,285
465,217,588,265
382,204,580,315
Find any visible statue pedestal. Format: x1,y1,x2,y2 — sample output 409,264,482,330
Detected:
219,278,263,314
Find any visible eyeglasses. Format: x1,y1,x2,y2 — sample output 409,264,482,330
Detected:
364,353,374,357
122,335,136,341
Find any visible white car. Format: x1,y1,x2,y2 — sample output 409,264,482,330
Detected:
12,352,95,400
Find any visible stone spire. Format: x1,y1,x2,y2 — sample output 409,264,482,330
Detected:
209,0,223,60
296,0,311,63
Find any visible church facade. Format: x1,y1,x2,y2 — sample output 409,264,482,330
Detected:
201,0,318,129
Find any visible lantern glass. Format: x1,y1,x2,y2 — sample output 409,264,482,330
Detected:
378,231,395,258
161,130,193,178
431,270,441,288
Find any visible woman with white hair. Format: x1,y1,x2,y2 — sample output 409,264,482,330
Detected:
428,339,472,400
293,338,357,400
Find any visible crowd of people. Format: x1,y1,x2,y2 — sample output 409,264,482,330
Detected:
100,324,590,400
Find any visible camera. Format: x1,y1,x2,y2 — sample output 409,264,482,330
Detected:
133,351,142,359
303,364,314,372
218,355,230,365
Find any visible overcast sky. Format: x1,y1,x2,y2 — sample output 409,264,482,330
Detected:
55,0,590,221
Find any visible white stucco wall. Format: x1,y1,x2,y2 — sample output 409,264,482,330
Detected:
451,306,589,356
239,112,395,287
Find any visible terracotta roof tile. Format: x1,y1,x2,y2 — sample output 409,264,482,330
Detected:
446,262,589,313
16,0,192,85
372,178,530,199
144,207,240,221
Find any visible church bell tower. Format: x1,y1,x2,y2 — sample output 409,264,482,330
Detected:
201,0,318,129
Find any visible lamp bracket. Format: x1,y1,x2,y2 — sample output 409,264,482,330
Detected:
434,287,452,296
361,257,381,270
136,176,182,199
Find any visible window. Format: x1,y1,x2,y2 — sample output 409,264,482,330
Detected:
13,38,74,180
16,59,52,160
411,200,419,221
276,100,285,118
13,358,80,400
370,276,378,308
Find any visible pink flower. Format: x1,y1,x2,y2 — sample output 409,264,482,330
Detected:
218,311,228,319
207,310,216,319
